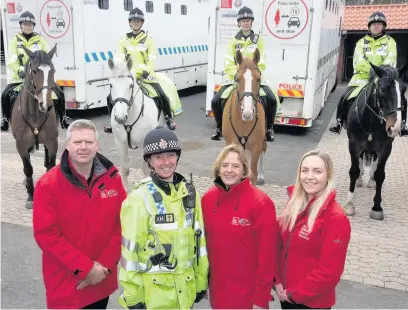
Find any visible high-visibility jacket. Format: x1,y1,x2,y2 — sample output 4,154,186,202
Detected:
118,173,209,309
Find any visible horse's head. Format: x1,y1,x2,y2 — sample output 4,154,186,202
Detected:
23,45,56,112
370,63,404,138
108,57,134,124
235,48,262,121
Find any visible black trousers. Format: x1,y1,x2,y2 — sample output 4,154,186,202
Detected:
81,296,109,309
334,86,357,122
281,301,331,309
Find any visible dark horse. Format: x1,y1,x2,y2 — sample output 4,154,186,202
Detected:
10,45,59,209
344,63,406,220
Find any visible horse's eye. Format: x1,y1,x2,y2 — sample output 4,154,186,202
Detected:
33,70,37,74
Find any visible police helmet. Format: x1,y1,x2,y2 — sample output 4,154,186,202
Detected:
19,11,36,26
128,8,145,22
368,12,387,28
143,126,181,162
237,6,255,22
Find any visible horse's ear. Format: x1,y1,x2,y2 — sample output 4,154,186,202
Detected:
370,62,386,78
22,45,34,59
108,58,115,70
253,48,260,64
48,44,57,59
126,57,133,72
236,50,243,65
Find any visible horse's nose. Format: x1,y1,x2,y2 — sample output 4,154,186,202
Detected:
115,115,128,124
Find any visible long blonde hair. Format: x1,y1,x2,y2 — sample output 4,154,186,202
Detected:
280,150,335,232
212,144,251,179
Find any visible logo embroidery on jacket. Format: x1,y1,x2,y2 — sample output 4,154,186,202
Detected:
299,224,310,240
100,189,119,199
231,217,251,226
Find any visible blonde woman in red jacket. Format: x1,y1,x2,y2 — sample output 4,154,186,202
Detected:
202,144,279,309
273,150,351,309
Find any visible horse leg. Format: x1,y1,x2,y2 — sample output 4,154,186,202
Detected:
44,146,50,171
369,146,391,220
115,138,130,191
45,139,58,171
344,141,361,216
250,147,261,186
367,156,378,189
256,141,267,185
356,156,364,187
16,142,34,209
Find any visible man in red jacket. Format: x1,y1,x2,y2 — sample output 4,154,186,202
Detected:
33,119,127,309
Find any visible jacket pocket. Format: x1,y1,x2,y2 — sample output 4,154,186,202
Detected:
145,274,177,309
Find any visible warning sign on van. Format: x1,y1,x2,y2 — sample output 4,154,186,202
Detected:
265,0,309,40
40,0,71,40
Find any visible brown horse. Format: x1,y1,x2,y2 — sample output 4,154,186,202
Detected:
222,48,266,185
10,45,59,209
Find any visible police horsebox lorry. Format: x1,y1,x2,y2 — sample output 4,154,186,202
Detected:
206,0,345,127
2,0,212,110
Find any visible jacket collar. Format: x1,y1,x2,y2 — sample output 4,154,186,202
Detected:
127,30,146,40
60,149,114,188
214,176,250,193
150,171,185,195
287,185,337,218
235,30,255,42
17,32,39,42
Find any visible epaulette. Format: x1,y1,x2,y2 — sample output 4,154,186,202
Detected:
132,176,152,189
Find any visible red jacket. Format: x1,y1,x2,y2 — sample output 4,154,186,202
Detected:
275,186,351,308
202,178,278,309
33,150,126,309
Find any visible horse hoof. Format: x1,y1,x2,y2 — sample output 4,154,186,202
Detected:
370,210,384,220
344,205,356,216
367,179,376,189
26,200,33,210
256,178,265,186
356,178,363,187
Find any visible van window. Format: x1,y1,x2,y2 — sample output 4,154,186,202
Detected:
146,1,154,13
181,5,187,15
124,0,133,11
165,3,171,14
98,0,109,10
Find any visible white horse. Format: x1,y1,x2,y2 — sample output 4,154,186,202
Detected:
108,57,165,190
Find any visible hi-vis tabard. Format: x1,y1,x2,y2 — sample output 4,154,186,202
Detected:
118,176,209,309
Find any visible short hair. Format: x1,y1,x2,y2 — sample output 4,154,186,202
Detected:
65,119,99,141
212,144,251,179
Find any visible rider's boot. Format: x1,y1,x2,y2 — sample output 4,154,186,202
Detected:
265,126,275,142
400,120,408,137
1,117,9,132
329,119,342,134
211,99,223,140
104,94,113,134
165,116,177,131
104,124,113,133
61,116,72,129
211,127,222,141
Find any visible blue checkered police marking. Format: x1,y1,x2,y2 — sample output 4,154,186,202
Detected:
84,45,208,62
146,182,167,215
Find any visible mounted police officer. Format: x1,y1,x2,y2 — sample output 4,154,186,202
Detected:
1,11,71,132
118,126,209,309
210,6,280,142
329,11,408,136
104,8,177,134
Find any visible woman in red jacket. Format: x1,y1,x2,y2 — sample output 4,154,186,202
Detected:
273,150,351,309
202,144,279,309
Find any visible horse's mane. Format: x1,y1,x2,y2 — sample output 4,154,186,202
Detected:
30,50,53,68
369,64,398,83
110,58,131,77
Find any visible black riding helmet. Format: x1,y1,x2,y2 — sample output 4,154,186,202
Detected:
237,6,255,22
19,11,36,26
143,126,181,162
128,8,145,22
368,11,387,28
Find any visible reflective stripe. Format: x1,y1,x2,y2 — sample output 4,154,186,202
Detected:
122,236,138,252
146,182,167,214
121,256,140,271
121,256,194,273
154,222,178,231
200,246,208,257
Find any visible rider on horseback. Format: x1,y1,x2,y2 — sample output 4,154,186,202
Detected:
0,11,71,132
210,6,279,142
329,11,408,136
104,8,176,133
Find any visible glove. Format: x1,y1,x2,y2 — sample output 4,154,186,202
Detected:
141,70,150,79
18,71,26,79
195,290,207,303
128,302,146,309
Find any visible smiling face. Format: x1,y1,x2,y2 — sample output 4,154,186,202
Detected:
21,22,34,34
239,18,252,32
300,155,328,198
148,152,178,182
219,151,245,187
